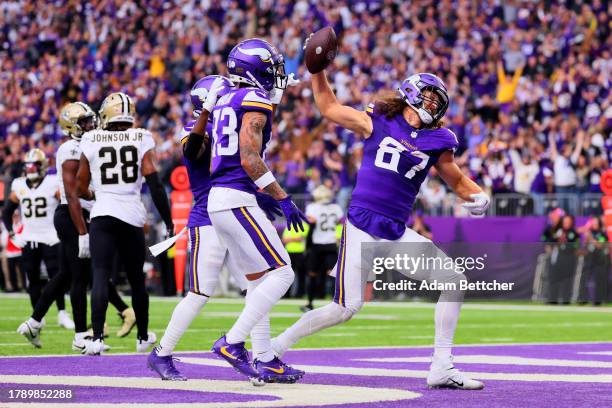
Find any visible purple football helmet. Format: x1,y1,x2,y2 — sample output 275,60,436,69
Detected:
227,38,287,93
190,75,234,117
397,73,449,125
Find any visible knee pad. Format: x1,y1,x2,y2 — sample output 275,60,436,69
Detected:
340,300,363,322
269,265,295,288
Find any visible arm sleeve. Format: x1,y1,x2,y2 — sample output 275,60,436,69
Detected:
145,172,173,228
183,132,206,161
2,200,18,233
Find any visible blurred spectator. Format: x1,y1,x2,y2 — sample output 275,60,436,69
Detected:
548,214,579,304
577,217,610,305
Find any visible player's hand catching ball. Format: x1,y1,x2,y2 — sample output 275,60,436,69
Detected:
462,192,490,217
303,26,338,74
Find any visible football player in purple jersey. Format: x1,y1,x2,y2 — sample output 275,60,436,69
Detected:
190,38,306,384
148,75,283,381
271,38,490,390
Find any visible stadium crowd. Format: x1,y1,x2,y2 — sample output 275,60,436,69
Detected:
0,0,610,214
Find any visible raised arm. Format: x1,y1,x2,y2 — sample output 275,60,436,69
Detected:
311,71,373,138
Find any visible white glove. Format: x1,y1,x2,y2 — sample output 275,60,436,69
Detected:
461,192,490,217
11,233,27,249
269,74,300,105
202,77,227,113
78,233,90,258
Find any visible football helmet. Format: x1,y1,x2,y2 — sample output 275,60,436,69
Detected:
99,92,135,129
59,102,97,140
227,38,287,93
398,73,449,125
190,75,234,117
312,185,333,204
24,148,49,181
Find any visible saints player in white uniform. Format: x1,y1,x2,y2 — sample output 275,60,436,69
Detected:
302,185,343,312
77,92,173,355
2,149,74,340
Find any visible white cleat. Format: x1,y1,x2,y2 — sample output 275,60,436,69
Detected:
17,319,44,348
427,356,484,390
81,338,107,355
136,332,157,353
57,310,75,330
72,332,110,353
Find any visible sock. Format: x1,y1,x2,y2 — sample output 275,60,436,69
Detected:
158,292,208,356
28,317,42,328
248,276,274,362
226,265,294,344
274,302,355,356
74,331,88,340
432,300,462,362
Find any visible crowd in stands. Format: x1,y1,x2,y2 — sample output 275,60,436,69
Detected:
0,0,610,215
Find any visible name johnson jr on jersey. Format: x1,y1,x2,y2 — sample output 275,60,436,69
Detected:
92,132,144,143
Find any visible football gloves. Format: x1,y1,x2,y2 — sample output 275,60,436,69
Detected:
462,192,490,217
277,196,308,232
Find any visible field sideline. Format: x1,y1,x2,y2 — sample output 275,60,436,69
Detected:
0,294,610,356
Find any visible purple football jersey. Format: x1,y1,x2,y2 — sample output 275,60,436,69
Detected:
209,87,273,194
348,103,458,239
179,120,213,227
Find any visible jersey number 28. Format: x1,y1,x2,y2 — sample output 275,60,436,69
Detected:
99,146,139,185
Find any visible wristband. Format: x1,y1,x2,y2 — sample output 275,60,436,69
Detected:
254,171,276,189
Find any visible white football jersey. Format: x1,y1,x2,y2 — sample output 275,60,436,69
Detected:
80,128,155,227
11,175,60,245
56,139,94,211
305,202,343,245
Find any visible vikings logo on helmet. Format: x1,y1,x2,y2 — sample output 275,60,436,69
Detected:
24,148,49,181
227,38,287,93
59,102,97,140
190,75,234,118
398,73,449,125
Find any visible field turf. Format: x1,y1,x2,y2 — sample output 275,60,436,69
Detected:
1,293,610,356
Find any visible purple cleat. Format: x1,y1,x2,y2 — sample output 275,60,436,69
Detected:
211,335,260,380
254,356,305,383
147,346,187,381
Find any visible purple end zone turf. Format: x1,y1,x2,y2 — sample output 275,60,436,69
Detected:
0,343,610,407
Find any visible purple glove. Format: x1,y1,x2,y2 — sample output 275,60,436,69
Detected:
277,196,308,231
255,192,283,221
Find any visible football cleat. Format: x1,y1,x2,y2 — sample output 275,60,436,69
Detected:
147,346,187,381
427,356,484,390
81,338,106,356
116,307,136,338
211,335,260,380
17,319,44,348
253,356,305,384
57,310,75,330
136,332,157,353
72,332,110,353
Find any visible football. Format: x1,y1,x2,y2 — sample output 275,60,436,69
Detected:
304,26,338,74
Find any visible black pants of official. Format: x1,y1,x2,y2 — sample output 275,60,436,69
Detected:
20,240,64,311
306,243,338,306
31,206,128,332
90,216,147,340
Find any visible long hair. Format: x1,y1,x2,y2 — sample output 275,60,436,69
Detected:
373,91,445,129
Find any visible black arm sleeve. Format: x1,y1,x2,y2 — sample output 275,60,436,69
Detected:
2,200,18,233
145,172,173,228
183,132,206,161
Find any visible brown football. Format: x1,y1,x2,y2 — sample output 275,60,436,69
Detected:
304,26,338,74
